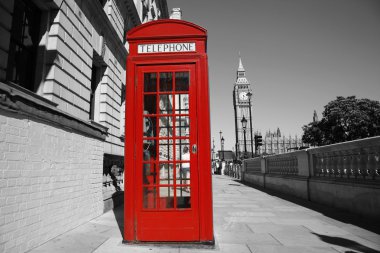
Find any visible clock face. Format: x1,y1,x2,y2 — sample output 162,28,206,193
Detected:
239,91,248,101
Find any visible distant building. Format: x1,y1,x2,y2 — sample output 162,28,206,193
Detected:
313,110,319,122
0,0,168,252
217,150,236,162
260,128,306,155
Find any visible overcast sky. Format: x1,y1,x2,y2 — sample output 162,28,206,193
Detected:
168,0,380,150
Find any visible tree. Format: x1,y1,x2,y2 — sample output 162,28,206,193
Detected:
302,96,380,146
302,121,324,146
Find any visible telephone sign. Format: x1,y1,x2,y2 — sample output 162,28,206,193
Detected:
138,42,196,53
124,20,213,243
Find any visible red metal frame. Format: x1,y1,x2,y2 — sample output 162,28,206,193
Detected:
124,20,213,243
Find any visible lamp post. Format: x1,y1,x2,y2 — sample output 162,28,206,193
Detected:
247,91,254,158
241,116,247,159
221,137,225,161
219,130,223,160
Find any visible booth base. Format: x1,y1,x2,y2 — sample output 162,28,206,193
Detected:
122,238,215,248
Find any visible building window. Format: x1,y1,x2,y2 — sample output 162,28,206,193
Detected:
6,0,41,91
120,84,126,137
90,63,101,121
99,0,107,7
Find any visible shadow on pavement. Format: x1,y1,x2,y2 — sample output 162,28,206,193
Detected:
312,232,380,253
238,180,380,235
112,192,124,238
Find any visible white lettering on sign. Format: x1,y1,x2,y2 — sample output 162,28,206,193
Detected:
138,43,196,54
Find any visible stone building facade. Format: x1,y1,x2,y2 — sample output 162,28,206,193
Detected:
0,0,168,252
260,128,306,155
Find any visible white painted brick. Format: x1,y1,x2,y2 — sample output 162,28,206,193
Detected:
1,204,19,215
4,240,16,251
0,131,5,142
8,118,27,128
6,179,16,188
8,143,18,152
1,113,106,252
0,115,7,124
0,142,9,152
3,170,21,178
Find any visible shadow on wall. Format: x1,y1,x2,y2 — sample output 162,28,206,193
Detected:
238,180,380,235
312,232,380,253
112,193,124,237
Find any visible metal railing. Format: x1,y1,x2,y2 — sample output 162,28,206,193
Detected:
266,155,298,175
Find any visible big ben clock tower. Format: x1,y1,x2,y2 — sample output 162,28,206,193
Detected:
233,56,253,159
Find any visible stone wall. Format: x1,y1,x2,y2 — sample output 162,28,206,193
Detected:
242,136,380,220
0,111,104,253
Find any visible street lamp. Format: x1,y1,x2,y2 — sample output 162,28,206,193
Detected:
219,130,223,160
247,91,254,157
221,136,225,161
241,116,247,159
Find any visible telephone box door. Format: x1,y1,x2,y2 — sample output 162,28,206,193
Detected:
137,64,199,241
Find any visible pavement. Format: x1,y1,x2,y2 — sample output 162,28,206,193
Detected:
29,175,380,253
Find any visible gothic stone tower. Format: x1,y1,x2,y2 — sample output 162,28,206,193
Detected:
233,56,253,159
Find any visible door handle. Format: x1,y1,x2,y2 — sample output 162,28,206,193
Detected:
192,144,197,154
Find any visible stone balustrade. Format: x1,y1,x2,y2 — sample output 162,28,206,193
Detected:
245,158,261,173
309,137,380,181
241,136,380,220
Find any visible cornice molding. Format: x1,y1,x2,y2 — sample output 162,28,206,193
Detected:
0,81,108,140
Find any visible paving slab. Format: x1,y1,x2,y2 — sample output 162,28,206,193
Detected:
29,175,380,253
247,245,339,253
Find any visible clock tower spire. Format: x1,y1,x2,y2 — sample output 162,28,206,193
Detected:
233,54,253,159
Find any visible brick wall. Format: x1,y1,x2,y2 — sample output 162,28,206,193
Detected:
0,111,104,253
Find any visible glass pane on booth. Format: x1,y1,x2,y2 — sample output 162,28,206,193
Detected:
175,94,189,114
159,163,174,185
144,95,156,115
158,116,173,137
176,187,191,209
143,117,156,138
159,187,174,209
177,162,190,185
159,95,173,114
142,163,157,185
175,72,189,91
159,139,173,161
143,142,156,161
144,72,157,92
176,143,190,160
160,72,173,91
175,116,190,137
143,187,157,209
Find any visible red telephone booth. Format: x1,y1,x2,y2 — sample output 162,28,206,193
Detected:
124,20,213,243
